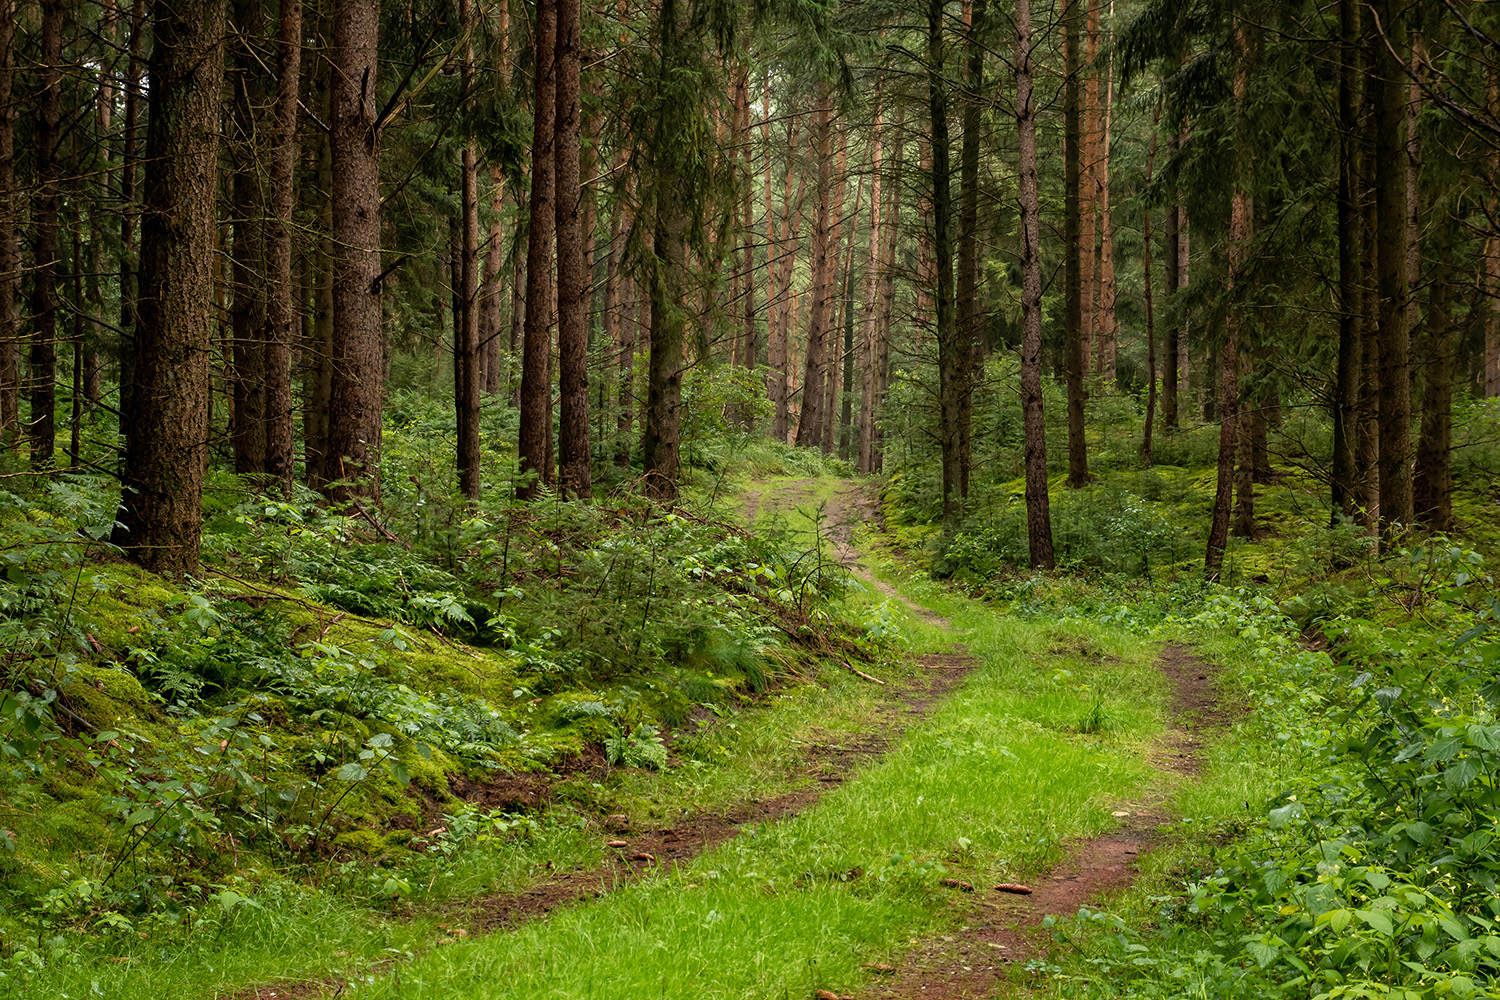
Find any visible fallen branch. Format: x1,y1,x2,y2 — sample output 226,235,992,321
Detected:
841,662,885,685
347,496,411,549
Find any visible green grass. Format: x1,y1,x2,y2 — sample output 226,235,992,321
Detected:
17,475,1181,999
309,532,1167,1000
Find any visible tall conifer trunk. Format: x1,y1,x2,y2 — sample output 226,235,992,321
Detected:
265,0,301,494
229,0,268,476
0,0,16,443
1016,0,1053,567
1063,0,1087,487
1142,94,1161,467
928,0,960,523
29,0,63,468
1373,0,1412,532
518,0,557,498
794,95,833,449
1414,236,1454,530
1331,0,1362,521
326,0,384,501
555,0,590,497
455,0,482,499
115,0,229,573
955,0,984,499
857,96,884,475
1205,22,1251,580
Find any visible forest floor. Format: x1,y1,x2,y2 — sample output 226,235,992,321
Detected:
48,475,1235,1000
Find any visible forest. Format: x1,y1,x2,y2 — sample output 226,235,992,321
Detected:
1,0,1499,997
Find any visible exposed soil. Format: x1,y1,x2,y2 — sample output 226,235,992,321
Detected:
230,481,1224,1000
824,484,950,629
852,642,1228,1000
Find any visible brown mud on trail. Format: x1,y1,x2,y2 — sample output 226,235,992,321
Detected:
229,541,977,999
853,644,1228,1000
823,483,951,629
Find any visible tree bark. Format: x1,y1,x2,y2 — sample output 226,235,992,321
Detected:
480,171,506,395
1233,359,1256,538
0,0,16,444
1331,0,1362,521
1414,238,1453,530
1063,0,1088,487
928,0,961,524
772,116,803,442
29,0,63,468
1162,163,1179,432
305,74,335,489
115,0,228,574
265,0,300,494
518,0,557,498
326,0,384,501
955,0,985,499
1095,11,1116,380
1485,73,1499,397
857,95,884,475
1016,0,1054,569
1142,94,1160,468
229,0,268,477
1374,0,1412,532
822,130,853,455
455,0,482,499
1079,0,1099,371
555,0,590,497
794,94,834,449
1205,23,1250,581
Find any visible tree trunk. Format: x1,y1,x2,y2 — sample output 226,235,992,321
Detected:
229,0,268,477
555,0,590,497
1142,94,1160,468
1162,189,1178,432
305,78,335,489
1485,73,1499,397
772,117,803,442
1331,0,1362,522
518,0,557,498
1063,0,1088,487
481,171,506,395
1413,234,1454,530
1095,11,1116,380
928,0,961,523
1233,359,1256,538
794,94,834,449
326,0,384,501
955,0,985,499
873,110,902,474
265,0,300,495
1079,0,1099,371
1373,0,1411,532
822,132,855,455
29,0,62,469
454,0,482,499
611,201,633,467
0,0,16,444
857,95,884,475
115,0,228,574
1205,23,1250,581
1016,0,1054,569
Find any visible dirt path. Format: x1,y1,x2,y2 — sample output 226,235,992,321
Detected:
231,483,976,998
852,642,1226,1000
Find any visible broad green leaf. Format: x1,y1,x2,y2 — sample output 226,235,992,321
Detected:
1445,758,1479,790
336,763,368,782
1269,802,1303,828
1356,909,1394,936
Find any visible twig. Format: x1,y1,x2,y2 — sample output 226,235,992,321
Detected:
347,496,410,548
841,662,885,685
